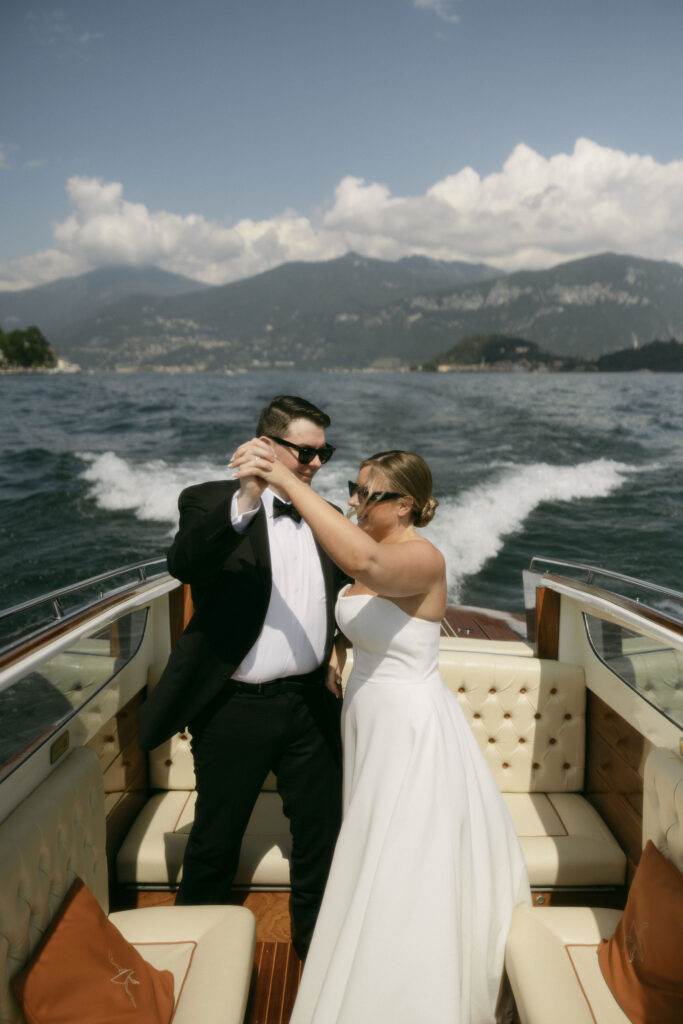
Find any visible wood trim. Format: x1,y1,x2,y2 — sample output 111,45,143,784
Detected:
585,691,649,870
535,586,560,659
88,691,149,897
441,607,525,641
246,942,303,1024
169,583,194,649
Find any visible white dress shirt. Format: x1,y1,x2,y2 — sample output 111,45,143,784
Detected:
230,487,327,682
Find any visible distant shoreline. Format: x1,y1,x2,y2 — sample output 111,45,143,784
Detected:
1,364,680,376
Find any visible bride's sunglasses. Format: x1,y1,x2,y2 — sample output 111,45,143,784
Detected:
267,435,336,465
348,481,404,504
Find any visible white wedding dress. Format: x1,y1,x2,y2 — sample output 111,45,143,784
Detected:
290,587,530,1024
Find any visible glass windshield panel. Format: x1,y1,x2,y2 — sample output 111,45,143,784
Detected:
583,613,683,727
0,608,148,775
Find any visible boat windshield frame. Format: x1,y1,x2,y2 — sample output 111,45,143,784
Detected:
0,557,167,660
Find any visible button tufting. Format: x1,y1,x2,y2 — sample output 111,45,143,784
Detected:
564,714,572,720
504,713,510,719
488,738,495,744
563,763,570,770
458,687,465,693
534,713,541,719
520,687,526,694
489,688,496,694
502,763,509,769
549,738,557,745
518,738,525,744
550,687,557,694
473,713,481,719
533,762,540,769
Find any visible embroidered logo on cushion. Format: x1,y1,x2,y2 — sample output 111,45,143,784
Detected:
109,949,141,1007
624,919,649,964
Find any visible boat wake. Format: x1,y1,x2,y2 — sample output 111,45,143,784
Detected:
78,451,227,525
425,458,639,599
78,453,639,599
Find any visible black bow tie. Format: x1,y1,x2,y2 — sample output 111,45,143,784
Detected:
273,497,302,524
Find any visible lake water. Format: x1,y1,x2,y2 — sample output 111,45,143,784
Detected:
0,370,681,614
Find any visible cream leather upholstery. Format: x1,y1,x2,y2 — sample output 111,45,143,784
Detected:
118,790,292,887
0,747,255,1024
118,652,626,890
611,646,683,722
440,651,587,792
443,651,625,887
505,747,683,1024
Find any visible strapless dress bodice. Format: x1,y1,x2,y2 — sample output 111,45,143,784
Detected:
335,585,441,684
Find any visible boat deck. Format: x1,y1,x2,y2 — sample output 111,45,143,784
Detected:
441,606,525,641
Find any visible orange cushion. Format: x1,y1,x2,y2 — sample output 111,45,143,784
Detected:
598,840,683,1024
12,878,174,1024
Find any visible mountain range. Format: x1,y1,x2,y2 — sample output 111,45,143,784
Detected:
1,252,681,370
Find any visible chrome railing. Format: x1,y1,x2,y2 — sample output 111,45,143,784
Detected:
528,557,683,629
0,557,169,656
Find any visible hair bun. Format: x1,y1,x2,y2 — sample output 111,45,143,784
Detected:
414,496,438,527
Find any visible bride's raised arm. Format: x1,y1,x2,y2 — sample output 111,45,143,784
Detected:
230,439,444,600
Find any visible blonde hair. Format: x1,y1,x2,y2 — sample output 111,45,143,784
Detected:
359,450,438,528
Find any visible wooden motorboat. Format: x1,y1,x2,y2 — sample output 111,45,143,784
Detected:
0,556,681,1022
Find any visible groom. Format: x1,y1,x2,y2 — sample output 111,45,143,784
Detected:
139,395,346,956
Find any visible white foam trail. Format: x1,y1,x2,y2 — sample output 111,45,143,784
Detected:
77,452,360,531
78,453,639,602
424,459,637,600
78,452,229,527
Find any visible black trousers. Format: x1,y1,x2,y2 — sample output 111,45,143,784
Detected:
175,678,342,953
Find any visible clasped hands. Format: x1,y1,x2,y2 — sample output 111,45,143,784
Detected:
229,436,293,510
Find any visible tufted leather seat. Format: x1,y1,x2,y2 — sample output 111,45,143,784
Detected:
505,747,683,1023
117,651,625,893
0,747,255,1024
440,649,626,888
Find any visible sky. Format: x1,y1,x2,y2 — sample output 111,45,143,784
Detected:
2,0,683,291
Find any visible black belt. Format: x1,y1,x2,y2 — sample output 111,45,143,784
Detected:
225,670,323,697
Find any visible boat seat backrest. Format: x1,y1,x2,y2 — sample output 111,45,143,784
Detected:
439,650,586,793
643,746,683,872
0,748,108,1024
145,655,586,795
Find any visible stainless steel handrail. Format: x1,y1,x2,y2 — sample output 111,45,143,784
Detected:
528,557,683,605
0,557,168,624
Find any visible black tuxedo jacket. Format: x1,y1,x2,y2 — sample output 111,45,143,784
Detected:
138,479,347,749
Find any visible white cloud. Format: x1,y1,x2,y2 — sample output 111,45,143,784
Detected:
25,9,103,53
1,138,683,291
413,0,461,25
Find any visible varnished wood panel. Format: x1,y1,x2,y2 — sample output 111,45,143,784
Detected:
585,692,648,870
126,890,293,943
169,583,194,648
89,691,144,775
88,691,149,898
589,694,651,777
247,942,302,1024
530,888,624,909
535,587,560,659
588,731,643,818
102,735,146,795
441,608,525,641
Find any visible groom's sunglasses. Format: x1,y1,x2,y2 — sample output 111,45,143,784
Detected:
348,481,404,504
267,435,336,465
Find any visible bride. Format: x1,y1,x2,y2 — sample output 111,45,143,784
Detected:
232,443,530,1023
